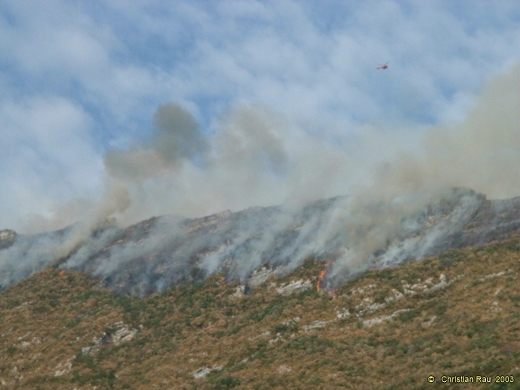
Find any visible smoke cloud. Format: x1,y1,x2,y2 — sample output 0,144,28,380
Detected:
1,63,519,293
322,63,520,281
105,103,208,180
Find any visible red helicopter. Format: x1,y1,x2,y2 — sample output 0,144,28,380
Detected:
376,62,388,70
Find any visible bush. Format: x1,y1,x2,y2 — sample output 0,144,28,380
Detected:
398,308,421,323
272,321,297,334
247,302,285,322
211,375,241,389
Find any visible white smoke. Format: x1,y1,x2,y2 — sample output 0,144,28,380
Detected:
1,63,519,293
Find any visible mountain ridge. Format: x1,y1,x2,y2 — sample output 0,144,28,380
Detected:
1,187,520,296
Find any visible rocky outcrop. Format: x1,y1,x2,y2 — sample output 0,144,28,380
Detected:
81,322,142,355
0,230,16,249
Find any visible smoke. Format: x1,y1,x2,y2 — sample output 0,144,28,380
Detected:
322,63,520,280
90,101,357,227
105,103,208,180
421,64,520,199
385,63,519,199
96,63,518,229
1,63,519,293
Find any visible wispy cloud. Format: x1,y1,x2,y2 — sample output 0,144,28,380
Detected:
0,0,519,232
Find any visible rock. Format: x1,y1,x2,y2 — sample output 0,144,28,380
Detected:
192,365,222,379
363,309,411,328
479,270,509,282
302,320,329,332
231,285,246,298
81,322,141,354
54,357,74,377
336,309,351,320
109,322,140,345
248,266,275,288
0,229,16,249
421,316,437,328
275,279,312,296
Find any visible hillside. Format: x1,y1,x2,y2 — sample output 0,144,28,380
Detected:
2,188,520,298
1,236,519,389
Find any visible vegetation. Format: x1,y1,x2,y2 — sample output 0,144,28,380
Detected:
1,237,519,389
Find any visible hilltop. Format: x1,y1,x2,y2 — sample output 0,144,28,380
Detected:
1,187,520,296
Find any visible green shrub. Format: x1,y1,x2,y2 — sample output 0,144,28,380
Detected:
211,375,241,389
398,308,421,323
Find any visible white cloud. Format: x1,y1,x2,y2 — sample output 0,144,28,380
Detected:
0,0,519,232
0,96,103,231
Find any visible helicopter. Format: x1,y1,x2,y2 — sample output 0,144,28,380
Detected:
376,62,388,70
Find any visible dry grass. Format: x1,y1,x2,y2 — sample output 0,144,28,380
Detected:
1,237,520,389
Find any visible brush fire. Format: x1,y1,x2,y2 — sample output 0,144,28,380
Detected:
316,261,332,293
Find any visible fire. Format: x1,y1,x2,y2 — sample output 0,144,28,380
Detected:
316,269,327,291
58,270,65,276
316,261,331,292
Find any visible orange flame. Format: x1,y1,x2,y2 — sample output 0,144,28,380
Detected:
316,261,332,292
58,270,65,276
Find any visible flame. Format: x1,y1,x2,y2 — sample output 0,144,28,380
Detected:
316,261,332,292
58,270,65,276
316,270,327,291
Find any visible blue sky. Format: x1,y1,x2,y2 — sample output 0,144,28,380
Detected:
1,0,519,232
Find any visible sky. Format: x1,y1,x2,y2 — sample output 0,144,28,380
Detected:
1,0,519,234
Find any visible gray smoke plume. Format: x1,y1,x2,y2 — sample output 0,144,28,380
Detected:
1,64,519,294
105,103,208,180
322,63,520,281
